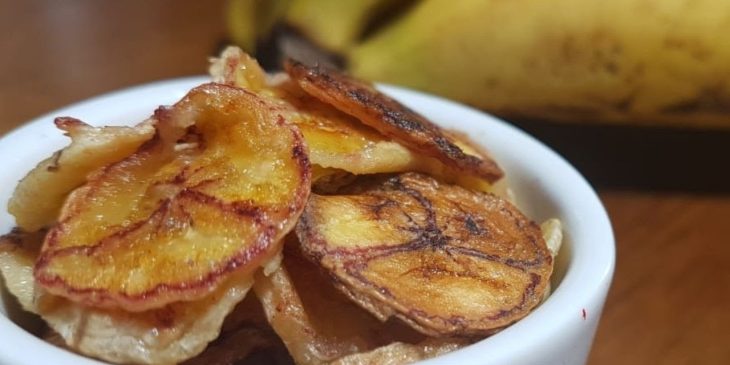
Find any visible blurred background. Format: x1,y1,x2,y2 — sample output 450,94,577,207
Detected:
1,0,728,364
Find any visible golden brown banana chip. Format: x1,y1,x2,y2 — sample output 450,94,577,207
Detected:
9,118,154,232
210,46,418,176
253,237,425,365
34,83,311,312
296,173,552,336
273,80,420,176
210,47,500,193
284,59,504,183
281,238,426,349
0,230,257,365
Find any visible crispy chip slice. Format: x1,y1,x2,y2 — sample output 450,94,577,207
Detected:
34,83,311,311
296,173,552,336
8,119,154,232
0,231,256,365
253,237,425,365
210,46,417,176
209,47,498,193
284,60,504,183
253,263,337,365
273,80,418,176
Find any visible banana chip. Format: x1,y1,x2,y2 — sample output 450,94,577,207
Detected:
211,47,418,176
274,81,419,176
34,83,311,312
253,238,425,365
296,173,552,336
0,48,563,365
0,232,255,365
210,47,497,194
9,119,154,232
285,60,504,183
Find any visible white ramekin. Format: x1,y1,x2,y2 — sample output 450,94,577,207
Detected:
0,78,614,365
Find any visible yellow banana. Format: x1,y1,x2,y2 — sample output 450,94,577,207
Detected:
350,0,730,128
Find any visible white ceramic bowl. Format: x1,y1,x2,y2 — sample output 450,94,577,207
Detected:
0,78,615,365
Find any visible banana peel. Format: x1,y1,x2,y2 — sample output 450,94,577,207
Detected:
227,0,730,128
351,0,730,128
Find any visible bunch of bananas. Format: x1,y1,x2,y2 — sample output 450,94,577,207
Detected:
227,0,730,128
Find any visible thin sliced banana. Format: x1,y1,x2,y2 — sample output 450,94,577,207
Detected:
210,46,418,176
9,118,154,232
210,47,498,194
296,173,552,336
285,59,504,182
0,48,563,365
273,80,419,176
0,232,255,365
253,237,425,365
34,83,310,312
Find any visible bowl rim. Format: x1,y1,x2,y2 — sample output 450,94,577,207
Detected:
0,77,615,365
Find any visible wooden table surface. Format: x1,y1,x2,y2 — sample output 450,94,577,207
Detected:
1,1,728,364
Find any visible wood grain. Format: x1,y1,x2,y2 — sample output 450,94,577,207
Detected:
0,0,226,134
590,192,730,365
1,1,728,364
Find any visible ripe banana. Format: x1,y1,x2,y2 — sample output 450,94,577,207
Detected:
350,0,730,128
227,0,730,128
